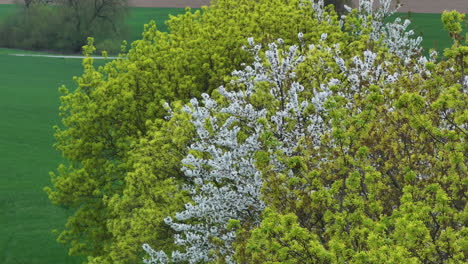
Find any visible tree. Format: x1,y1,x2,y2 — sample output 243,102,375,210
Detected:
142,1,466,263
46,1,344,263
21,0,53,8
47,0,466,263
0,0,128,52
238,40,467,262
57,0,128,51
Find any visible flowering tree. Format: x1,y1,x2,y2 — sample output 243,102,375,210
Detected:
143,1,467,263
46,1,346,263
143,37,311,263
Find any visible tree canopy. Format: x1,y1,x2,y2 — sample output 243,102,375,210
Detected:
47,0,346,263
46,0,467,263
143,2,467,263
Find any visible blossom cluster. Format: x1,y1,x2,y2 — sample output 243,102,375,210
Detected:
140,1,460,263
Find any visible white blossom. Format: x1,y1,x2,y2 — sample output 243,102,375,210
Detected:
311,0,325,21
143,38,311,263
321,33,328,41
298,32,304,41
142,2,442,263
342,0,422,58
463,75,468,93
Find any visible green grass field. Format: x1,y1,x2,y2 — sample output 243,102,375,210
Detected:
0,4,462,264
394,12,463,55
0,3,14,18
127,7,190,43
0,50,86,264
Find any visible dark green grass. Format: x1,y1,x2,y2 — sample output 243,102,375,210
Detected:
0,3,14,18
0,53,89,264
393,12,467,55
405,12,452,53
127,7,191,43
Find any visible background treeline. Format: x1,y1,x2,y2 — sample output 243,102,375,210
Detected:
0,0,352,53
0,0,128,53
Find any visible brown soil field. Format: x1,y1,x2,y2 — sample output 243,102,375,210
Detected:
0,0,466,13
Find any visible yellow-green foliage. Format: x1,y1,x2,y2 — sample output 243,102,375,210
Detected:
102,103,194,263
45,1,344,263
442,10,465,38
46,0,467,262
234,14,467,264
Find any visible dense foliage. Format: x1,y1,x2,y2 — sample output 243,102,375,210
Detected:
46,0,344,263
142,1,466,263
47,0,467,263
235,32,467,264
0,0,128,52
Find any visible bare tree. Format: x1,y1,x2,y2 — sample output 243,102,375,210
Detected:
21,0,53,8
57,0,128,51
